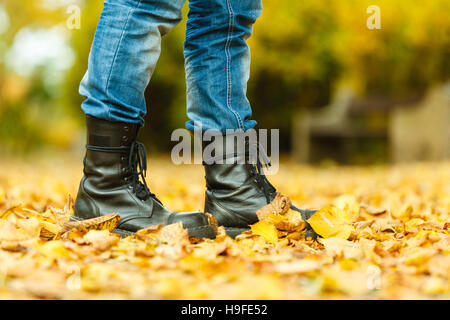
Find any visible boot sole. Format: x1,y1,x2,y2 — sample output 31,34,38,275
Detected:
69,216,216,239
224,227,250,239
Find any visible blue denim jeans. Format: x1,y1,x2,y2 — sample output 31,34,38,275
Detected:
80,0,262,132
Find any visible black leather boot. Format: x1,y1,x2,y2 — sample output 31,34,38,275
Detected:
73,116,216,238
203,134,317,239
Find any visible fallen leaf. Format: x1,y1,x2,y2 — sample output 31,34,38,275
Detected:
334,194,360,217
157,222,191,256
272,259,321,274
84,230,120,251
404,247,435,266
319,237,362,259
57,213,120,239
256,193,291,220
36,240,71,260
307,206,354,239
360,203,387,216
250,220,279,244
405,218,425,233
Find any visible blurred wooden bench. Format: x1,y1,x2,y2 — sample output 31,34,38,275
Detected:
292,84,449,163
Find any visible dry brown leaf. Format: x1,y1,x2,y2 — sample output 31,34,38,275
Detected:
205,212,219,234
256,193,292,221
157,222,191,256
56,213,120,239
136,224,163,236
83,230,120,251
360,203,388,216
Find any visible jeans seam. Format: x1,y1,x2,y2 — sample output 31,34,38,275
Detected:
105,0,143,121
225,0,245,130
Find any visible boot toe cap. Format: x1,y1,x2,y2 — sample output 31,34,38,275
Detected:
167,211,209,228
167,211,216,239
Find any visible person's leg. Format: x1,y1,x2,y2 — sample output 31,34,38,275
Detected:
74,0,215,238
184,0,317,238
184,0,261,132
80,0,185,126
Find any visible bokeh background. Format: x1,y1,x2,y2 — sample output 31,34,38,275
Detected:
0,0,449,163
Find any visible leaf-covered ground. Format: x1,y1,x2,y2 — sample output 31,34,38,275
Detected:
0,155,448,299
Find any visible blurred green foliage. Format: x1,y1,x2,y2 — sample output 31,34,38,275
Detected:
0,0,449,153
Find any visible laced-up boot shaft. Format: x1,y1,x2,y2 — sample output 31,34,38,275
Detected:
203,132,317,238
74,116,216,238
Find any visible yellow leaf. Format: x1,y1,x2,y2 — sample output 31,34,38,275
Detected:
307,206,354,239
250,220,278,244
286,231,302,240
339,259,359,271
39,221,61,239
415,230,440,239
319,237,362,259
405,218,425,233
36,240,71,259
333,194,360,218
423,277,446,295
0,219,39,241
283,210,306,231
0,187,5,204
405,247,435,266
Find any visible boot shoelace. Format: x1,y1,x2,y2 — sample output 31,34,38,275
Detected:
202,140,276,204
86,142,160,202
253,164,275,203
127,141,154,201
251,144,277,204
